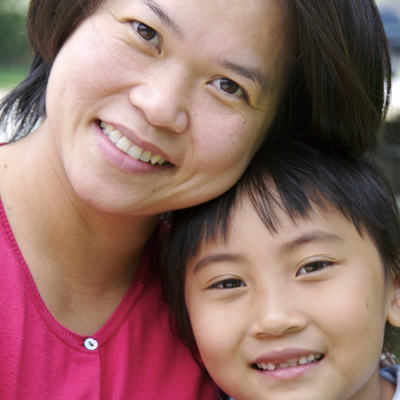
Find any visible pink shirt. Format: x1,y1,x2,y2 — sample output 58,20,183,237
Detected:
0,199,218,399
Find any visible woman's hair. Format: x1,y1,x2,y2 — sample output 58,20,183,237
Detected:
270,0,391,157
0,0,107,140
0,0,392,156
161,137,400,361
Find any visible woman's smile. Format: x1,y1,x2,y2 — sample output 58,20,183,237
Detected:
100,121,169,165
42,0,292,216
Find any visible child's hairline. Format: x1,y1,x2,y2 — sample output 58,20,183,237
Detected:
183,178,397,290
162,140,400,357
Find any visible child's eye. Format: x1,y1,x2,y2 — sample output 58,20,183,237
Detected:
211,78,246,98
297,261,333,276
210,279,245,289
132,21,161,48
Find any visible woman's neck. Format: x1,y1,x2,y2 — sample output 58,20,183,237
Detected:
0,128,160,335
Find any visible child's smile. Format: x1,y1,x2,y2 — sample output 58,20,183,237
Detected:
252,351,324,372
185,196,398,400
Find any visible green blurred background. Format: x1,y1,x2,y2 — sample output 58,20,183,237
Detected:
0,0,30,91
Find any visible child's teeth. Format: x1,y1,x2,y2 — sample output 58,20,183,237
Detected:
288,358,297,367
255,353,323,371
109,130,122,144
116,137,133,153
127,145,143,160
140,151,152,162
268,363,276,371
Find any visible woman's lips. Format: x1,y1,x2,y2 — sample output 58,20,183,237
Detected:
100,121,169,165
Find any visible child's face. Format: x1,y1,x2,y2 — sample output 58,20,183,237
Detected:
185,198,400,400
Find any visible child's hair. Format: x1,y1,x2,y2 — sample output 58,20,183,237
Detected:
161,137,400,361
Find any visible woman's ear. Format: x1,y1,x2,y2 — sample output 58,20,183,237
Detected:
387,279,400,327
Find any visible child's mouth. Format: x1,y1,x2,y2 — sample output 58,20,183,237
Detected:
252,353,324,371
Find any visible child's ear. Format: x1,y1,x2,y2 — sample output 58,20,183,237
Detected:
387,279,400,328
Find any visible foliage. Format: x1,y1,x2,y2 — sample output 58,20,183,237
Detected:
0,65,29,89
0,8,30,66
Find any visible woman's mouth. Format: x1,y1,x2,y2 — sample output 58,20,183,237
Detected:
252,353,324,371
100,121,169,165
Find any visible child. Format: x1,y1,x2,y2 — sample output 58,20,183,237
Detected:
161,138,400,400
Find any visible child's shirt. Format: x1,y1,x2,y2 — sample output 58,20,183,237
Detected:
380,364,400,399
227,365,400,400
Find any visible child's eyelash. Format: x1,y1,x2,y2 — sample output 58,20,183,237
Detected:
297,260,334,276
210,279,245,289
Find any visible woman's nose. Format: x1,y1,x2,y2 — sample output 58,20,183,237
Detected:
249,287,308,338
128,63,190,133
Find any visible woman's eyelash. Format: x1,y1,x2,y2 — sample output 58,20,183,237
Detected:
210,279,245,289
210,78,248,100
131,21,161,48
297,261,334,276
130,22,249,102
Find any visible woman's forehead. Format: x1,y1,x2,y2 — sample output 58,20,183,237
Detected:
103,0,293,65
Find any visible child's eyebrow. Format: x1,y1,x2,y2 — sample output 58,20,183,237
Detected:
192,253,247,274
278,231,344,254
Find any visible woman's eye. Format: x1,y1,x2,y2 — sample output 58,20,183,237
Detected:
297,261,333,276
212,78,245,98
210,279,245,289
132,21,161,48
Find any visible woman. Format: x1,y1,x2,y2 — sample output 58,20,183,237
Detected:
0,0,391,398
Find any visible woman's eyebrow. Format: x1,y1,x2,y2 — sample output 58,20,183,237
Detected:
193,253,246,274
218,60,269,94
139,1,268,95
140,0,183,38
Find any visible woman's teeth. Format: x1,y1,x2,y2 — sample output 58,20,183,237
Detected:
255,354,323,371
100,121,167,165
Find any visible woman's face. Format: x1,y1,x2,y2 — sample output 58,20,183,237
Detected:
44,0,292,216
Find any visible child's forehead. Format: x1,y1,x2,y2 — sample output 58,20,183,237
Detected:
233,194,347,234
186,194,385,284
202,197,351,246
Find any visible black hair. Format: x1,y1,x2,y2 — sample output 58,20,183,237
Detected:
161,137,400,361
0,0,392,157
0,0,107,140
270,0,391,157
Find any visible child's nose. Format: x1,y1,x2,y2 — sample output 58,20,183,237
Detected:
249,287,308,338
128,62,189,134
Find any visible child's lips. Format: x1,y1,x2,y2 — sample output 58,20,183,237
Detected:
252,353,324,371
251,348,325,371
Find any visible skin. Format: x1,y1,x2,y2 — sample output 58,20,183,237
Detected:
185,198,400,400
0,0,291,334
44,0,292,217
